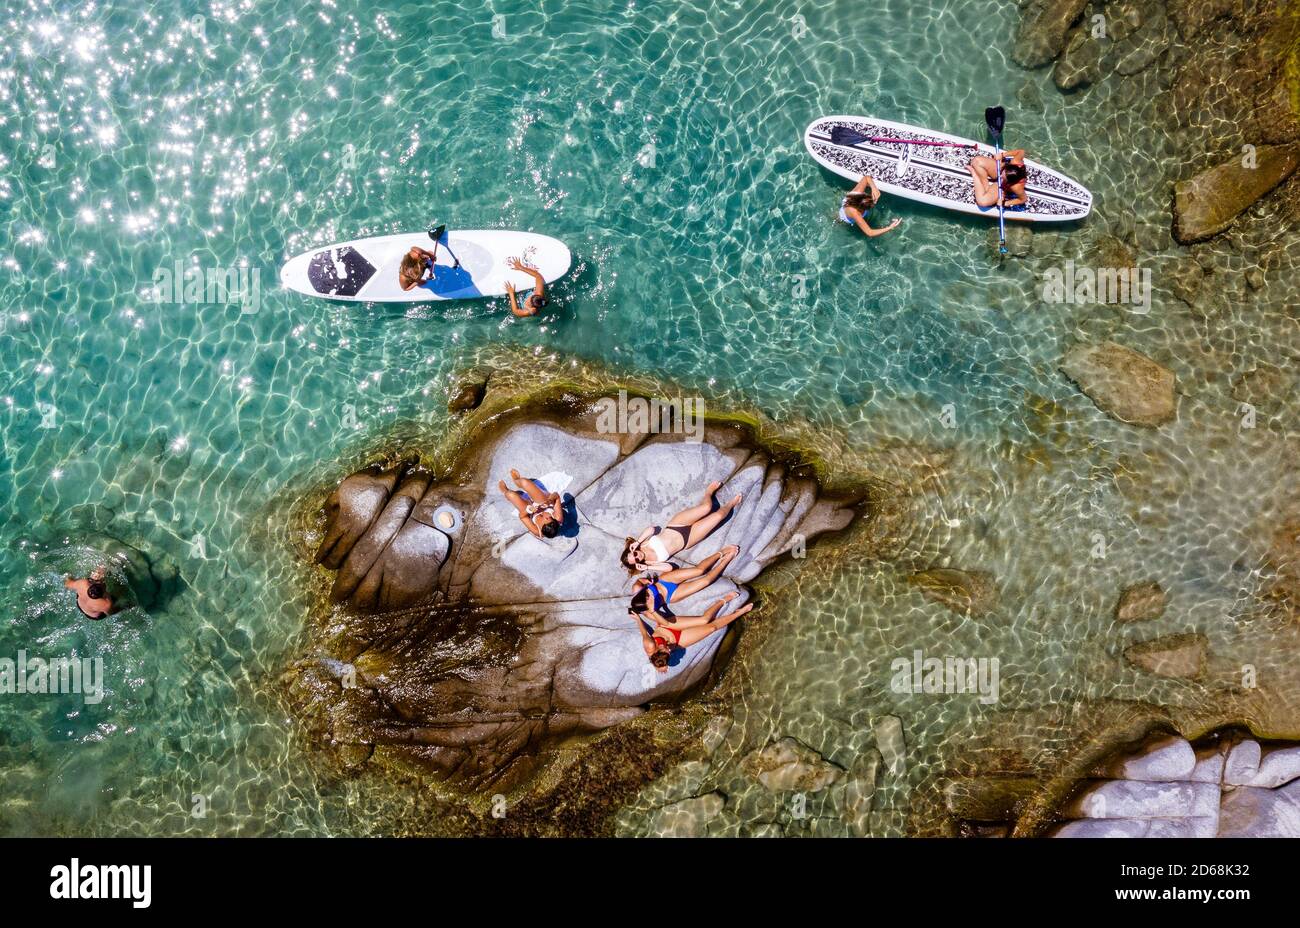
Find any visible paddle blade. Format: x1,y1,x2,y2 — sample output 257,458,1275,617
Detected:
428,223,447,242
984,106,1005,136
830,125,870,146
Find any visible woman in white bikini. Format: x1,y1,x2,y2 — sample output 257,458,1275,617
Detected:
620,480,742,572
498,468,564,539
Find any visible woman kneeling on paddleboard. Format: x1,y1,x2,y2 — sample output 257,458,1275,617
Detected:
839,175,902,238
398,246,439,291
969,150,1028,210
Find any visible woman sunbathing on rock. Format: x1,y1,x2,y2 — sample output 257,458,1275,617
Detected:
633,591,754,672
621,481,743,572
630,545,739,622
498,468,564,539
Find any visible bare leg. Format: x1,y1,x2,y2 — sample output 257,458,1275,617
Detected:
672,546,738,600
659,549,726,583
969,157,999,207
683,494,742,549
510,468,549,501
664,480,723,528
498,480,530,516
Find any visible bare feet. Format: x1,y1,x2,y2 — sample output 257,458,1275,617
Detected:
719,591,740,603
730,603,754,618
510,468,522,481
720,544,740,563
721,493,743,512
498,479,509,494
702,480,722,504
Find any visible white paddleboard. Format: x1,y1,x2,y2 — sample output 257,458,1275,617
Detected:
281,229,572,302
804,115,1092,222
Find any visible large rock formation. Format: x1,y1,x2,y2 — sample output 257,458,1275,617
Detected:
1054,734,1300,837
287,394,862,789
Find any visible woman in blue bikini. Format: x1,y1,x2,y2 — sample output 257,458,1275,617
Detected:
839,175,902,238
629,544,739,624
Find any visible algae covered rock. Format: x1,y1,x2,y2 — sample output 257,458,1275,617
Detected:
1013,0,1089,68
1060,341,1177,427
742,737,844,792
1173,143,1300,243
907,567,999,616
1123,632,1208,680
1114,581,1166,623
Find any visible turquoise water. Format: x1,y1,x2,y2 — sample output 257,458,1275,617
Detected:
1,0,1296,835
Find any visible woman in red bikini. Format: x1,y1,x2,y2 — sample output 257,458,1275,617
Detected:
621,480,742,573
632,591,754,673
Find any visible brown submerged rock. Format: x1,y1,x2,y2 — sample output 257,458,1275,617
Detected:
908,568,1000,616
1172,143,1300,244
1123,633,1209,680
1115,581,1167,623
1060,341,1177,428
1013,0,1089,69
742,737,844,792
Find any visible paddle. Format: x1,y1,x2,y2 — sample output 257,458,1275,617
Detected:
426,222,461,269
985,106,1007,256
830,125,975,149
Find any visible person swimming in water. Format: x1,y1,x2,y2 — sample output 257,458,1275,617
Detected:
629,545,740,625
498,468,565,539
633,590,754,673
503,257,550,317
838,175,902,238
621,481,743,573
968,149,1028,210
64,566,113,620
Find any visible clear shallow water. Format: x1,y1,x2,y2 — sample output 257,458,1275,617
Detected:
0,0,1296,835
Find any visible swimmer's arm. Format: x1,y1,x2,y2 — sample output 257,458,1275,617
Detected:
853,214,901,238
865,176,882,201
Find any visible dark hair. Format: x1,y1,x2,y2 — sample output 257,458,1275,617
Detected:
650,648,671,668
530,294,549,309
86,580,107,600
620,538,639,572
1002,163,1026,187
845,190,875,212
541,520,559,538
630,588,649,614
